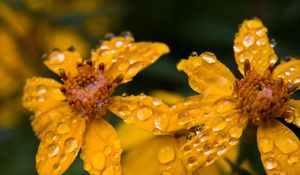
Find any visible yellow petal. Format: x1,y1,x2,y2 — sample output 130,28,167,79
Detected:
91,35,169,83
44,50,82,76
36,112,85,175
22,77,65,112
273,59,300,85
80,118,122,175
257,118,300,175
177,52,235,100
109,94,221,135
234,18,277,75
178,99,248,172
288,100,300,128
116,122,155,150
123,136,188,175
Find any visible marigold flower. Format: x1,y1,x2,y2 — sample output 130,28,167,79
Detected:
110,19,300,175
22,33,169,175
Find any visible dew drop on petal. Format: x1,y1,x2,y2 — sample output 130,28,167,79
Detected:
53,163,61,171
233,44,243,53
229,138,239,146
83,163,92,171
269,54,277,64
187,156,197,165
288,155,299,165
216,145,228,156
243,34,255,47
48,144,60,157
49,53,65,64
36,85,47,94
270,38,277,48
158,144,175,164
201,52,216,63
258,138,274,153
59,154,67,162
136,106,153,121
239,51,253,63
64,137,78,153
212,117,227,132
229,126,243,138
91,152,106,170
275,136,298,154
104,146,112,155
57,123,70,134
203,142,214,155
45,131,55,143
264,158,277,170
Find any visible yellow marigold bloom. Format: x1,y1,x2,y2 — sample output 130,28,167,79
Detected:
110,19,300,175
22,33,169,175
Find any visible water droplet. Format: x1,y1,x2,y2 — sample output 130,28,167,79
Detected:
53,163,61,171
187,156,197,164
104,146,112,155
229,138,239,146
91,152,106,170
185,132,195,141
256,27,266,37
217,145,228,156
256,38,267,46
115,40,123,47
127,62,143,76
264,158,277,170
233,44,243,53
288,155,299,165
243,34,255,47
199,131,209,142
258,138,274,153
49,53,65,64
152,98,161,106
178,112,192,127
59,154,67,162
158,144,175,164
194,124,205,134
229,127,243,138
270,38,276,48
102,166,114,175
216,132,228,143
269,54,277,64
57,123,70,134
36,85,47,94
83,163,92,171
136,106,152,121
36,96,45,102
201,52,216,63
275,136,298,154
203,143,214,155
118,106,129,117
45,131,55,143
212,117,227,132
239,51,253,63
64,137,78,153
48,144,59,157
190,51,198,57
117,61,129,71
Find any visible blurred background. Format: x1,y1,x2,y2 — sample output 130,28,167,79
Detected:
0,0,300,174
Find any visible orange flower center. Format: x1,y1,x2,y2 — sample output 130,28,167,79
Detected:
60,61,123,117
235,60,297,125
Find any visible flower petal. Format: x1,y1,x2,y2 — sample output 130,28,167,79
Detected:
109,94,223,135
80,118,122,175
273,59,300,85
116,122,155,150
234,19,277,75
257,118,300,175
91,35,169,83
36,112,85,175
44,50,82,76
177,52,235,99
22,77,65,112
288,100,300,128
178,100,248,172
123,136,189,175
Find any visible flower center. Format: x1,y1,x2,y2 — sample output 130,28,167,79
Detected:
235,60,298,125
60,60,123,117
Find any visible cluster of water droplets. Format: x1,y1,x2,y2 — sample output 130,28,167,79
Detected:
258,122,300,174
233,20,278,69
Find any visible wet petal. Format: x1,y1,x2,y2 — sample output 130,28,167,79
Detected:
36,112,85,175
91,35,169,83
273,59,300,86
123,136,188,175
22,77,65,112
257,118,300,175
109,94,225,135
177,52,235,99
44,50,82,76
80,118,122,175
234,18,277,75
288,100,300,128
178,100,248,172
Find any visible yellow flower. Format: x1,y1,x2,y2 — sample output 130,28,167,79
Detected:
117,90,255,175
22,33,169,175
109,19,300,175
